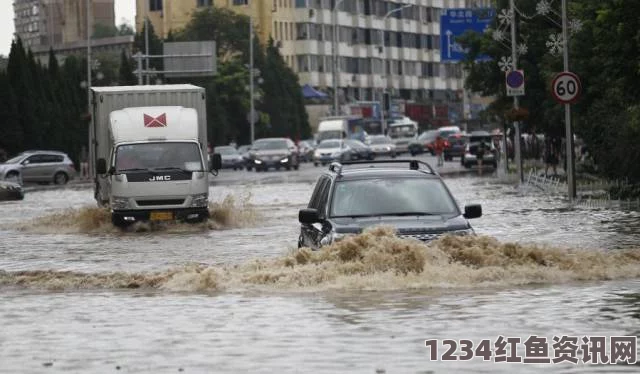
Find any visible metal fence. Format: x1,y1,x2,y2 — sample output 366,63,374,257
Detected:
524,168,640,210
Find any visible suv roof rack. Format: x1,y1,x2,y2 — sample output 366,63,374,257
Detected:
328,159,437,176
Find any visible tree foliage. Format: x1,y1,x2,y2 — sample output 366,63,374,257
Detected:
458,0,640,181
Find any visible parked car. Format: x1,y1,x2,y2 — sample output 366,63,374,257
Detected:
443,133,468,161
0,150,75,185
248,138,300,171
297,140,316,162
344,139,375,160
461,131,498,169
0,180,24,201
366,135,397,158
313,139,352,166
297,159,482,250
215,146,245,170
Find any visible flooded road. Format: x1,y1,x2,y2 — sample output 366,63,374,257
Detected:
1,160,639,373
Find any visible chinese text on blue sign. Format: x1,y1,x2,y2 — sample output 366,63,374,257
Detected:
440,8,495,62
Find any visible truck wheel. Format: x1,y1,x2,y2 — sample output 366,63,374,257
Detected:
294,164,299,170
314,162,318,167
246,166,252,171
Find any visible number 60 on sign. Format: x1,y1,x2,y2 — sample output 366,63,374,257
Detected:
551,72,582,104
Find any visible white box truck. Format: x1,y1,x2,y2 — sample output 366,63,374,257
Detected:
89,84,221,227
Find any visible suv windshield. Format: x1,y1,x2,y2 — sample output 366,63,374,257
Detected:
330,177,458,217
253,140,288,150
115,142,203,172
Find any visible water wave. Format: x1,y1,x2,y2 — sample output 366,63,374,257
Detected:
2,227,639,292
9,194,259,234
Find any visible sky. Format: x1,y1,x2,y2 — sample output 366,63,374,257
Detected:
0,0,136,56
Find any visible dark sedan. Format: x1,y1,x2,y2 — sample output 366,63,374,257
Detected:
443,133,468,161
344,139,375,160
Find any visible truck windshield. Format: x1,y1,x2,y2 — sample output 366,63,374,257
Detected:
115,142,203,172
317,131,343,142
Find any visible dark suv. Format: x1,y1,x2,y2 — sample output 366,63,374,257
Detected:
297,160,482,250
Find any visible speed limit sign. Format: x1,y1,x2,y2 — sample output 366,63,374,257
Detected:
551,72,581,104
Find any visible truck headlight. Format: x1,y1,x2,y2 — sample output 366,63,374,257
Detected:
191,193,209,207
320,232,352,246
254,159,262,164
111,196,130,210
280,158,289,163
331,151,342,157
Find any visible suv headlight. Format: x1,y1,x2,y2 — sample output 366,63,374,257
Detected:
320,232,352,246
191,193,209,207
452,228,475,236
111,196,130,210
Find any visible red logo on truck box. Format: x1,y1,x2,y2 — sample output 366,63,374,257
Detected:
144,113,167,127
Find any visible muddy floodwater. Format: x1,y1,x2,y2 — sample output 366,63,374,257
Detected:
1,171,640,373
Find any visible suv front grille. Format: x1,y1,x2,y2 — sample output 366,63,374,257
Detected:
136,199,185,206
397,233,442,242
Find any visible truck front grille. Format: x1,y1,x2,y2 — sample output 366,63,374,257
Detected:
136,199,185,206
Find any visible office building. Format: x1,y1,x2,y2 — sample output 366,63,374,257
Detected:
13,0,115,49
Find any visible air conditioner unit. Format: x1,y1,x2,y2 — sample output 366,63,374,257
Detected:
352,75,357,82
309,9,315,18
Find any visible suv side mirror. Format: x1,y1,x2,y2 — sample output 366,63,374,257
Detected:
210,153,222,171
96,158,107,174
463,204,482,219
299,208,321,224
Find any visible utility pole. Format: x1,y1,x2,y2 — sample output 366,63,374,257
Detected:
332,0,344,116
249,9,255,144
86,0,91,111
509,0,523,183
562,0,575,200
145,0,150,85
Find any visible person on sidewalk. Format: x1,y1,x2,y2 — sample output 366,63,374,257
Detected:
434,136,446,167
80,146,89,180
476,139,487,175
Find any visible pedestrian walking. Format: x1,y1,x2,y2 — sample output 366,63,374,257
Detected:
80,146,89,179
434,136,446,167
476,139,487,175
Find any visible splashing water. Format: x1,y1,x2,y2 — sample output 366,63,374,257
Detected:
2,227,639,293
9,193,259,234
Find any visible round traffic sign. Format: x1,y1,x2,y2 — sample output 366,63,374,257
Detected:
551,72,581,104
506,70,524,88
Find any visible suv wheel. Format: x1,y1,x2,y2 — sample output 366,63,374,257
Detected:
54,172,69,185
5,171,20,183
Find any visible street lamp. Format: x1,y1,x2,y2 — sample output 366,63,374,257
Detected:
332,0,345,116
379,3,412,134
249,7,256,144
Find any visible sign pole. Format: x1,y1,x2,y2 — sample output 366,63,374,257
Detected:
562,0,575,201
510,0,523,183
249,8,255,144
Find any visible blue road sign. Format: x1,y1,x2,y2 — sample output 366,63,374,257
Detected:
440,8,495,62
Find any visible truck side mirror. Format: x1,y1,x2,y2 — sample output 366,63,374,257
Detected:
96,158,107,175
210,153,222,171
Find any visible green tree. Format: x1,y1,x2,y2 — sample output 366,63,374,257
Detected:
93,23,118,39
134,19,163,75
117,23,135,36
119,49,137,85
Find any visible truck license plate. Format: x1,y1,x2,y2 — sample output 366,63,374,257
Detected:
150,211,173,221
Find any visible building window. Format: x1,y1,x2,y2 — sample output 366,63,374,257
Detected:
297,55,309,72
233,0,249,5
197,0,213,6
149,0,163,11
295,0,307,7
